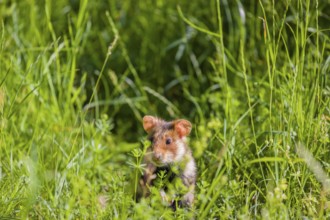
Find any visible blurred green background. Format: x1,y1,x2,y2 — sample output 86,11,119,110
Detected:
1,0,329,137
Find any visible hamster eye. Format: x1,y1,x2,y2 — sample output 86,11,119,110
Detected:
148,136,154,143
165,138,172,145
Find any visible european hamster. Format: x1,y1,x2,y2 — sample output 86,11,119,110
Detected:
139,115,196,209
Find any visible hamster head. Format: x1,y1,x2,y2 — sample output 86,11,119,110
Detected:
143,115,192,165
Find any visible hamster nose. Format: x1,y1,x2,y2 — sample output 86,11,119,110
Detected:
153,153,161,160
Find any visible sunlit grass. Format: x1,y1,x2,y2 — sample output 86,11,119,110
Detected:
0,0,329,219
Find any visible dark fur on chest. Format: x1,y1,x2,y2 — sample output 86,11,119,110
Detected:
153,166,178,186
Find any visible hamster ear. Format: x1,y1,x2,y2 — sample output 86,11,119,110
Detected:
174,119,192,138
143,115,159,133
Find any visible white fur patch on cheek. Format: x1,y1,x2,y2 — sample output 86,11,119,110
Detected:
174,141,185,162
163,152,174,163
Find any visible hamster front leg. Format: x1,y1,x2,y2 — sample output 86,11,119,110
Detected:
140,161,157,197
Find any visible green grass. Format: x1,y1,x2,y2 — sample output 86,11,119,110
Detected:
0,0,329,219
